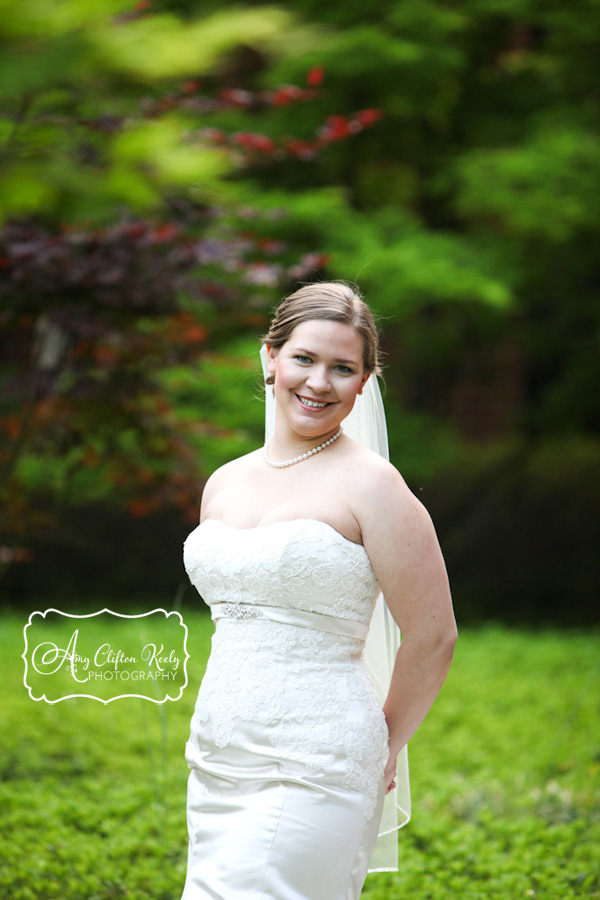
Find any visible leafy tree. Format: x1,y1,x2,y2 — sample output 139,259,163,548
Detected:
231,0,600,441
0,0,384,565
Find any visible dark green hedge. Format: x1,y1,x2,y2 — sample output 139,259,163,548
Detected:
419,439,600,626
3,439,599,625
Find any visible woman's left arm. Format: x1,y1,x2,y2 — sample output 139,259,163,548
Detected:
359,462,458,792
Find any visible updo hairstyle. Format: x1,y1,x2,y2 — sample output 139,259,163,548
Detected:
262,282,381,386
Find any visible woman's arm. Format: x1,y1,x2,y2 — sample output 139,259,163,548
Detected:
358,461,457,791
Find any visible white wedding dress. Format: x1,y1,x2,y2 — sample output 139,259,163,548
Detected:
181,516,392,900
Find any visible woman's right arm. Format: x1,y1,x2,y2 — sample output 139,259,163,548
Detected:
198,471,219,523
198,463,234,523
199,454,252,523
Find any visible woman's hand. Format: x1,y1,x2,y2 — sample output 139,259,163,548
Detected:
383,753,398,795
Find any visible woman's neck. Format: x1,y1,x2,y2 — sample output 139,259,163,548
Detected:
266,425,343,466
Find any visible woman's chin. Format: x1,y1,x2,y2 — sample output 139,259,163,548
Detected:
291,417,343,441
275,394,347,438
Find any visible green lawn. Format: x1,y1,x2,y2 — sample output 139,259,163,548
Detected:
1,611,598,899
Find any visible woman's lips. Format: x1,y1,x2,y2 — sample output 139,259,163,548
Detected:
294,394,333,410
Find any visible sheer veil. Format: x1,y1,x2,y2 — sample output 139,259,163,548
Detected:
259,345,410,872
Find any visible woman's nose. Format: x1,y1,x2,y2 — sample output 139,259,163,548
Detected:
306,364,331,391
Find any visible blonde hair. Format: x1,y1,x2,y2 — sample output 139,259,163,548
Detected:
262,282,381,385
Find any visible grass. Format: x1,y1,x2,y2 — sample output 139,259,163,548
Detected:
1,610,598,899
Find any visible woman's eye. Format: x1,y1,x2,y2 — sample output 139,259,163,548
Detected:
293,356,353,374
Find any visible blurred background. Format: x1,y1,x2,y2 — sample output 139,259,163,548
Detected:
1,0,599,624
1,4,599,899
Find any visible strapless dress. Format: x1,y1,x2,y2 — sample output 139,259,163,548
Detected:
181,517,390,900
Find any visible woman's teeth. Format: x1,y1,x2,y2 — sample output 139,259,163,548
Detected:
298,397,328,408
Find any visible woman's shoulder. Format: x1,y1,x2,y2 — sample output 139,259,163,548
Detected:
342,436,408,491
343,438,430,529
207,449,264,486
201,449,263,508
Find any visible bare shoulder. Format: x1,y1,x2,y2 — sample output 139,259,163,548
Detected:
346,442,436,549
346,442,426,520
200,450,262,519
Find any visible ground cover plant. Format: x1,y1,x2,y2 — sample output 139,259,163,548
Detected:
0,611,598,899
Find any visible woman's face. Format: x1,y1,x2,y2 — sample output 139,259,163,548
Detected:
267,319,370,439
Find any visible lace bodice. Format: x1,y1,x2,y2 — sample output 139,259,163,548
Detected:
183,518,380,624
183,517,389,821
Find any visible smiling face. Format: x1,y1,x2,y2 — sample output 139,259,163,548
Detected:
266,319,370,441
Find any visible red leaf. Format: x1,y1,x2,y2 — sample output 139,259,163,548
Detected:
354,108,383,126
231,132,275,154
233,132,255,148
128,499,156,518
125,223,146,239
184,325,207,343
150,223,180,242
307,67,324,87
1,416,21,439
283,138,316,160
171,313,207,344
320,115,351,141
219,88,254,108
271,85,304,106
94,345,118,364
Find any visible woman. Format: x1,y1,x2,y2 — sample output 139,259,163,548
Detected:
182,282,457,900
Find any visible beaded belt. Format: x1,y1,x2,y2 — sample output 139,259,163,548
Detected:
211,602,369,641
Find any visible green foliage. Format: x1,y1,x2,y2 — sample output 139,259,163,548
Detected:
2,0,600,622
0,615,598,898
230,187,513,315
6,436,599,624
455,128,600,241
91,8,289,80
159,334,266,473
245,0,600,441
0,0,288,223
424,437,600,625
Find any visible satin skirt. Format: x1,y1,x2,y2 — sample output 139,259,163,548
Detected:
181,716,386,900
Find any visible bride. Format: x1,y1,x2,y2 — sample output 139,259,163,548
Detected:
181,282,457,900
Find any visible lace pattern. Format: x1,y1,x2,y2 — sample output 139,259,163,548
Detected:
184,518,380,624
184,518,389,821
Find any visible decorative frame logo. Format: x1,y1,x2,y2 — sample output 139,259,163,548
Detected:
22,608,190,704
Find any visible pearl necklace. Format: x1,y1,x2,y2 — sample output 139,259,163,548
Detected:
263,427,343,468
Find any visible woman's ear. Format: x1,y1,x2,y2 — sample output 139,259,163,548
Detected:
266,345,278,373
357,372,370,395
